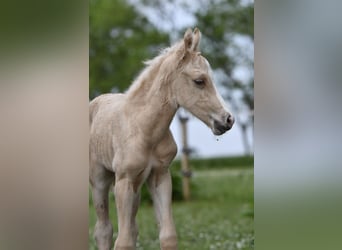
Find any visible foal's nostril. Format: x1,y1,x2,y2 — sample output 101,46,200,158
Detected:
227,115,234,127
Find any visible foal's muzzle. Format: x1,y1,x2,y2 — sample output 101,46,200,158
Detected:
213,114,234,135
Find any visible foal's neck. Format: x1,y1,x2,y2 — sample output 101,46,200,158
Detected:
126,65,178,144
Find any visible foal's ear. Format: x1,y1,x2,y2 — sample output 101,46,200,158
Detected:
183,28,193,52
183,28,201,56
191,28,201,51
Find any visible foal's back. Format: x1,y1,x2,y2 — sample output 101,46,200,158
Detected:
89,93,125,170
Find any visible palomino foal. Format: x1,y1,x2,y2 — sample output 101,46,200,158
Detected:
89,28,234,250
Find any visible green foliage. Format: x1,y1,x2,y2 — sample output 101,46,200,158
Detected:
195,0,254,68
171,155,254,171
89,0,168,99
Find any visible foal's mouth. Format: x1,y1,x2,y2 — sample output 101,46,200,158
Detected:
212,120,233,135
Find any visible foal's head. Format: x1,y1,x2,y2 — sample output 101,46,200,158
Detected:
172,28,234,135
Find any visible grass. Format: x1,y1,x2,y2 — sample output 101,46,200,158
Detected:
89,161,254,250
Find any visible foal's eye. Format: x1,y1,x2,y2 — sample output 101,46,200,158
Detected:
193,79,205,86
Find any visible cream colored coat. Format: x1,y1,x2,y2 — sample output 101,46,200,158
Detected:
89,28,234,250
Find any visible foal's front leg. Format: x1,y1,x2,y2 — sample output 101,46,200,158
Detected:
114,164,149,250
147,167,178,250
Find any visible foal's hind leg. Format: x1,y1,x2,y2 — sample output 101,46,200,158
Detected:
90,164,115,250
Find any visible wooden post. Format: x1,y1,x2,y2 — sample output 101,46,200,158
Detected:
179,114,191,201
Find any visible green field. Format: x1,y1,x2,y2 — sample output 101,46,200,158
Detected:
89,157,254,250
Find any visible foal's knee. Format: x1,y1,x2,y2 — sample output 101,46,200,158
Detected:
94,221,113,250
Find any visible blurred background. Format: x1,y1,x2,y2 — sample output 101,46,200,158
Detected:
89,0,254,249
